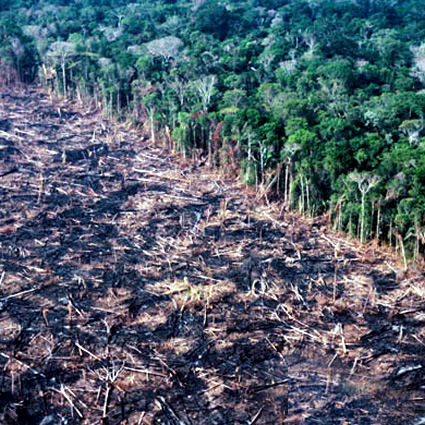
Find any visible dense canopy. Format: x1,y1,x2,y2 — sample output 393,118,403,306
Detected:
2,0,425,258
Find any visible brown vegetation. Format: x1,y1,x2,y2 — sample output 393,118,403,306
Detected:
0,88,424,424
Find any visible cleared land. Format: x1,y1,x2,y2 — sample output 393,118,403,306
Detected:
0,88,424,425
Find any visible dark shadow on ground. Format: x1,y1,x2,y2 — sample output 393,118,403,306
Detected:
1,88,423,425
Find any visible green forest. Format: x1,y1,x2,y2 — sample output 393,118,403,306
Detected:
2,0,425,260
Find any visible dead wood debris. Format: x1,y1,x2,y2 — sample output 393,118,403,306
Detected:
0,88,424,425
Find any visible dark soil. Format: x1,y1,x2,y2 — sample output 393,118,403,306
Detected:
0,88,424,425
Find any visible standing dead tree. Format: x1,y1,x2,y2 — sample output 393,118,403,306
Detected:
46,41,77,98
193,75,216,113
145,36,184,63
348,172,380,244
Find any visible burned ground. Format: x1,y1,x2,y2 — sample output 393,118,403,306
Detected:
0,88,424,424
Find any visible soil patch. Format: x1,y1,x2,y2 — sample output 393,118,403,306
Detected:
0,88,424,425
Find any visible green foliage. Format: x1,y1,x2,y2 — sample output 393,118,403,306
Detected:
2,0,425,255
0,15,39,82
194,2,231,40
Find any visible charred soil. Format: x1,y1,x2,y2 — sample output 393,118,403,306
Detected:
0,88,424,425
